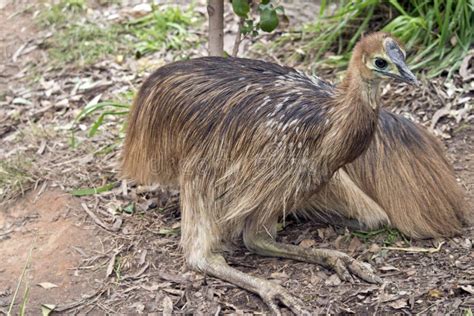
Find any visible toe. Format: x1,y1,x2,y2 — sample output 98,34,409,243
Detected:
348,260,382,284
333,258,354,282
262,295,281,316
277,291,310,315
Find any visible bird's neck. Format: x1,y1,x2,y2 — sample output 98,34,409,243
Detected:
340,70,381,111
323,71,381,166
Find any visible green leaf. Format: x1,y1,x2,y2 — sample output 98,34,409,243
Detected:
274,5,285,15
259,8,279,32
241,19,254,34
122,203,135,214
232,0,250,18
261,0,270,4
71,183,116,196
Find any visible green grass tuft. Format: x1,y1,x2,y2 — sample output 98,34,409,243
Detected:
39,4,204,68
127,6,202,58
268,0,473,78
38,0,86,26
352,227,409,246
46,22,131,67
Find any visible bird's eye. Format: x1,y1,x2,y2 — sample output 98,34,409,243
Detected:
374,58,388,69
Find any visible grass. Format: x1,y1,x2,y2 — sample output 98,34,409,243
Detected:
265,0,473,78
47,23,130,67
38,0,86,26
71,90,133,147
8,240,34,316
0,157,35,205
352,227,410,246
127,6,201,59
39,1,203,67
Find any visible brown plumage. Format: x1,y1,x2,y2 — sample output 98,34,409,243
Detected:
304,109,468,239
122,32,418,314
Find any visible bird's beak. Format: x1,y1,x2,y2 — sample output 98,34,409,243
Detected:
384,40,419,87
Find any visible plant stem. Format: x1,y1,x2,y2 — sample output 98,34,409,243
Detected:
232,18,245,57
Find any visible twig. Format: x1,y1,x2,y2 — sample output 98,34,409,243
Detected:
54,287,107,312
382,241,445,253
81,203,117,232
232,18,245,57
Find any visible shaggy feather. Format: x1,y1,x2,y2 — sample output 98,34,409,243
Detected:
303,110,468,238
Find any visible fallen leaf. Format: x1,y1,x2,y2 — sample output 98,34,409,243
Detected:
299,239,316,249
428,289,443,298
12,97,32,105
106,251,118,277
41,304,56,316
461,285,474,295
379,265,399,272
325,274,341,286
162,295,173,316
270,271,289,281
348,236,362,254
37,282,58,289
368,243,381,253
388,298,407,309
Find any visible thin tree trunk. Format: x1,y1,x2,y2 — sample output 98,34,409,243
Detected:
207,0,224,56
232,18,244,57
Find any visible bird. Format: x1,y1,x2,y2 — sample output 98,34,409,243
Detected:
122,32,418,314
303,108,468,239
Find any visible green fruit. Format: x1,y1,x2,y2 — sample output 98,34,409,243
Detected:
232,0,250,17
260,8,278,32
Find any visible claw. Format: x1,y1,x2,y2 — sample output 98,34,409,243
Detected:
260,284,310,315
332,258,354,282
348,260,382,284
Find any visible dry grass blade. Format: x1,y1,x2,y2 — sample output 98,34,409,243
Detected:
7,237,35,316
382,241,446,253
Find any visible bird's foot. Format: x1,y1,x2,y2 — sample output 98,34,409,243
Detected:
322,249,382,284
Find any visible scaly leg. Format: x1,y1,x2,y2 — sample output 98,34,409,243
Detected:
243,226,382,284
180,177,310,315
196,254,310,315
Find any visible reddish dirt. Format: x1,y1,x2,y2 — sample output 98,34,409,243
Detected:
0,190,104,314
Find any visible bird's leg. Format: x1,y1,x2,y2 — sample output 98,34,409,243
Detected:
180,178,309,315
243,226,382,284
194,253,309,315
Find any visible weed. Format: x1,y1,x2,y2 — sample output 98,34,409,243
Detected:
74,90,133,139
352,227,410,246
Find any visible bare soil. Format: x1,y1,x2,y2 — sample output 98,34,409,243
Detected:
0,1,472,315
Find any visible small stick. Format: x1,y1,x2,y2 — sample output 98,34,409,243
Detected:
232,18,245,57
81,203,115,232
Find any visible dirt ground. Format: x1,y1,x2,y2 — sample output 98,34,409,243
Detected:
0,1,473,315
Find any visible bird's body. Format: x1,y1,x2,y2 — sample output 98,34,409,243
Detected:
306,109,468,238
123,57,381,237
122,32,419,313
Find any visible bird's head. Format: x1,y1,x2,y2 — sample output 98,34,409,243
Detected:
349,32,418,87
